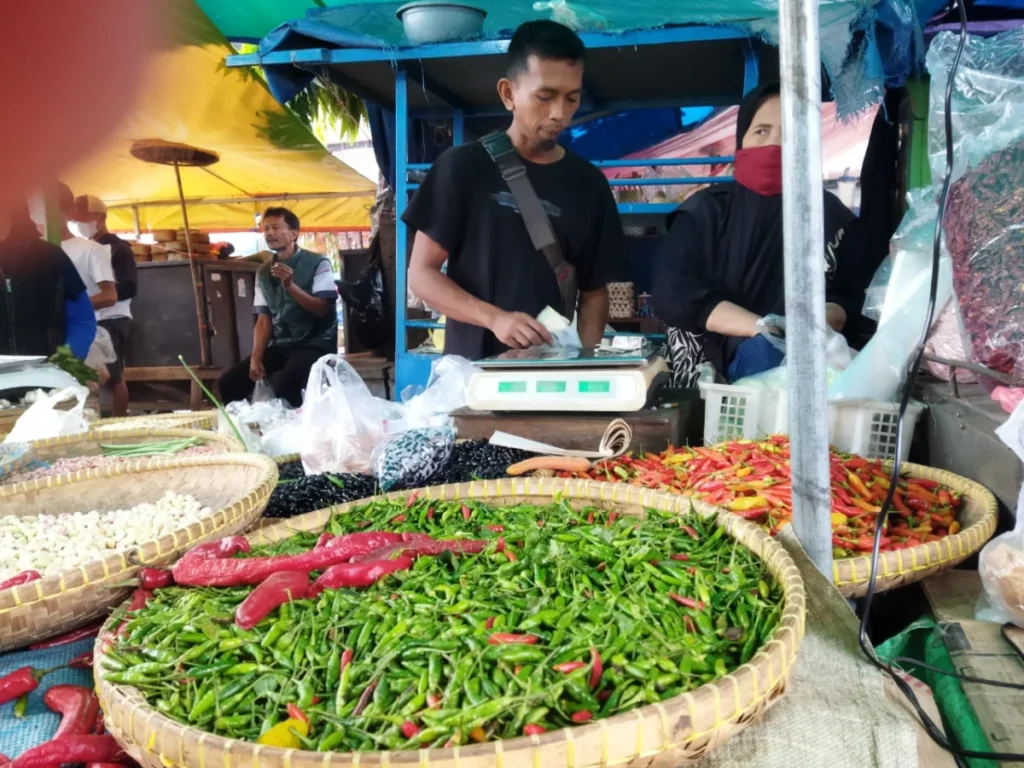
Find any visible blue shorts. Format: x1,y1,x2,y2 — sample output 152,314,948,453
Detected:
727,335,785,383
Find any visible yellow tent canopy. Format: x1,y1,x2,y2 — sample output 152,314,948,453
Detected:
63,1,374,233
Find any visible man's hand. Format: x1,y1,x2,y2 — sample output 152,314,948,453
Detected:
249,358,266,382
270,262,293,289
488,310,553,349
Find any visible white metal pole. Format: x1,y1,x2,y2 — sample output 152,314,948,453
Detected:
779,0,833,576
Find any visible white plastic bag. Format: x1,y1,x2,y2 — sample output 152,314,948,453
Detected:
251,379,275,404
831,258,953,402
300,354,387,475
977,401,1024,627
3,386,89,443
401,356,474,430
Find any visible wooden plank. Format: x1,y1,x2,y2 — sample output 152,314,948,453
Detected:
123,366,221,382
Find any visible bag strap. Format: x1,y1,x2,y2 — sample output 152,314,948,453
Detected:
480,131,567,271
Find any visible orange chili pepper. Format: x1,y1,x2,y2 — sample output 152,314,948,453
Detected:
906,483,939,504
846,472,872,500
850,497,881,513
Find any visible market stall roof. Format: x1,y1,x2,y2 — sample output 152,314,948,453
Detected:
62,0,375,233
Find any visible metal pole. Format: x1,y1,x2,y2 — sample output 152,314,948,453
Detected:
779,0,833,576
173,160,211,367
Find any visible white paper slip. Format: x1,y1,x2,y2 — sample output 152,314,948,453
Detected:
488,418,633,460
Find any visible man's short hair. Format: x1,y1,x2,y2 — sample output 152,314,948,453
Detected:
262,206,300,231
506,20,585,79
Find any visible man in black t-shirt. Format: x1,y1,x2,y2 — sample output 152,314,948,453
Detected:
404,20,624,360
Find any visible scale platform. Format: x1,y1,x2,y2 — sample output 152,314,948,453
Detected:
468,348,669,413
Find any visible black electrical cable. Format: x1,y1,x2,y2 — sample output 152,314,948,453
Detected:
855,1,1024,762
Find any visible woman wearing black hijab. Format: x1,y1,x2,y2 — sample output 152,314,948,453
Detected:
653,84,859,386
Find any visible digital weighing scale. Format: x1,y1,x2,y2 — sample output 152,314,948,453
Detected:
467,347,669,413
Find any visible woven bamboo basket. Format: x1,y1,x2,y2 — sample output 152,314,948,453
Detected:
274,452,300,465
20,427,242,465
0,453,277,652
90,411,217,431
833,462,997,598
95,479,805,768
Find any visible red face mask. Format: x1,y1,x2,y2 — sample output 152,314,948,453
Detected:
734,145,783,196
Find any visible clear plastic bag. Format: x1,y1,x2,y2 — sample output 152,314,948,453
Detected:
299,354,386,475
943,138,1024,381
251,379,275,404
532,0,610,31
371,426,455,492
755,314,854,371
977,400,1024,627
3,386,89,443
219,395,297,454
401,356,474,430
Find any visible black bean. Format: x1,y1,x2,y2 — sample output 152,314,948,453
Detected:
264,473,377,518
277,460,306,481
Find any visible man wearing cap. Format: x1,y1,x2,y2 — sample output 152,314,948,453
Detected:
71,194,137,416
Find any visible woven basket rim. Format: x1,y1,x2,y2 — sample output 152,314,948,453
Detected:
24,426,242,452
95,478,806,768
89,411,217,429
0,453,278,619
831,461,997,594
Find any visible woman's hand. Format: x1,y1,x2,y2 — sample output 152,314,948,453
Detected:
825,303,847,332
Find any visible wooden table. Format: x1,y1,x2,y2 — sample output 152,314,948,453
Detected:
123,365,221,411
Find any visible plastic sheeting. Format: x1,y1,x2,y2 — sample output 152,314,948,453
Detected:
61,0,375,233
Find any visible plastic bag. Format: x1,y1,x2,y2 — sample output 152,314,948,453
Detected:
300,355,387,475
251,379,275,404
926,29,1024,186
943,137,1024,381
371,426,455,492
923,300,975,383
219,396,297,455
977,399,1024,627
755,314,854,371
401,355,474,430
3,386,89,443
533,0,610,31
831,257,953,402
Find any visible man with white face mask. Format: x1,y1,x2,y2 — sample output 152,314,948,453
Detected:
71,194,137,415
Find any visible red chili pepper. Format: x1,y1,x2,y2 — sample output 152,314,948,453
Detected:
681,525,699,540
683,615,696,633
596,562,606,572
308,556,413,597
173,531,407,586
485,525,505,533
406,491,420,508
44,685,100,738
10,735,125,768
484,616,496,630
553,661,586,674
589,647,603,689
286,702,309,723
504,549,517,563
586,513,595,524
495,536,505,553
401,720,421,739
461,505,472,521
315,532,335,548
137,568,174,590
670,553,689,561
0,570,42,591
340,648,353,676
0,668,42,706
427,692,442,709
523,724,546,736
668,593,705,610
488,633,539,645
570,710,592,723
128,588,153,612
391,514,407,524
68,652,94,670
0,754,8,767
29,620,104,650
426,506,435,521
182,536,251,561
235,571,310,630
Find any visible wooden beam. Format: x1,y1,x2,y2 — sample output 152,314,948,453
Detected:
123,366,221,382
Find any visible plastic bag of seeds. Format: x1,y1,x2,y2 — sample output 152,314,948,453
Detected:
371,426,455,492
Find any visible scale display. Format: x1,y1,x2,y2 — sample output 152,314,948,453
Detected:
467,358,668,413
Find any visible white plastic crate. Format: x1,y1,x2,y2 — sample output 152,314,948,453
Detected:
698,381,925,462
